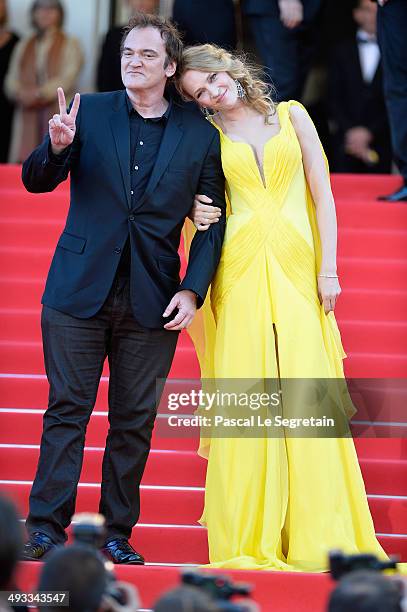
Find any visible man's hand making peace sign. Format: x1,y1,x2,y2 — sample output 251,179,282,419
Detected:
49,87,80,155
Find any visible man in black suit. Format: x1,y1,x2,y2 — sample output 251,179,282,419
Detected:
21,12,226,564
376,0,407,201
242,0,322,101
172,0,236,49
329,0,392,174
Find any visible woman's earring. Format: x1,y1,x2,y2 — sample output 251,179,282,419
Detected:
235,79,246,99
201,107,211,119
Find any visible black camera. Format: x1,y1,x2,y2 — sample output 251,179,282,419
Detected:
71,512,126,606
182,570,253,611
329,549,399,581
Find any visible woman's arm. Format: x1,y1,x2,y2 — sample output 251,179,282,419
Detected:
289,104,341,313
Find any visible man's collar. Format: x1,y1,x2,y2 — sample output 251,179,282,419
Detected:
125,94,173,123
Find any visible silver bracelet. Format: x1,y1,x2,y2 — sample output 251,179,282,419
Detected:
318,274,339,278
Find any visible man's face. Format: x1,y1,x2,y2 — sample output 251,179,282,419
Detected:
121,27,176,93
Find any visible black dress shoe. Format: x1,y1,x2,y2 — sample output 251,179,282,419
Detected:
21,531,56,561
102,538,145,565
378,184,407,202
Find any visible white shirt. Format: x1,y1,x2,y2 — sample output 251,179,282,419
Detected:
357,29,381,83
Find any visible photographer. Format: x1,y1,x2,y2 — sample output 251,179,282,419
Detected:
37,545,140,612
0,495,26,612
154,586,220,612
327,569,405,612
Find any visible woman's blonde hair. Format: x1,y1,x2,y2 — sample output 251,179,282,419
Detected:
177,44,276,120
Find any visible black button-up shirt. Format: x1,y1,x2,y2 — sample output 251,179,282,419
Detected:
116,95,172,277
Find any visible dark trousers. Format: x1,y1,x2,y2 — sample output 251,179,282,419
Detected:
377,0,407,182
26,275,179,544
247,3,321,102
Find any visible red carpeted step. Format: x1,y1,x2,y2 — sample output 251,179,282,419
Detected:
1,446,406,496
1,485,406,565
14,561,337,612
337,257,407,291
3,215,407,259
0,279,44,309
335,289,407,322
3,310,407,356
1,409,406,458
0,409,199,450
0,342,200,377
0,310,196,346
1,340,406,376
338,228,407,259
1,482,206,527
2,375,407,425
2,282,407,324
1,481,406,536
0,446,207,488
2,248,407,291
340,320,407,354
343,353,407,377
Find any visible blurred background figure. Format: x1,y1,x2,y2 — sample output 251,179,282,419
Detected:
241,0,322,101
376,0,407,201
38,545,108,612
153,586,221,612
172,0,236,48
4,0,83,163
0,495,25,612
327,569,405,612
0,0,19,163
328,0,391,174
97,0,159,92
37,545,140,612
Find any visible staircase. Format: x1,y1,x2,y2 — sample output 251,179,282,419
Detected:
0,165,406,611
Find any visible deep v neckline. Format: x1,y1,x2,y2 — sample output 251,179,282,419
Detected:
213,104,283,189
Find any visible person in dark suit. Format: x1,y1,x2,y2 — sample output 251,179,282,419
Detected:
97,0,159,92
329,0,392,174
0,0,19,162
376,0,407,201
242,0,322,101
172,0,237,49
21,12,226,565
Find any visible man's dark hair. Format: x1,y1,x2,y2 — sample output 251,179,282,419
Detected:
120,12,183,70
154,585,220,612
328,570,403,612
0,495,23,589
37,545,108,612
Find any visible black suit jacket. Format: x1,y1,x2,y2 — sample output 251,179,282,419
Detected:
172,0,236,48
22,91,226,328
242,0,321,21
329,38,392,171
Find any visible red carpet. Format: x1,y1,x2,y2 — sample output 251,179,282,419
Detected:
0,166,406,611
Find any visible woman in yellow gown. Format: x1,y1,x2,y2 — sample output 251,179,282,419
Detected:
177,44,391,572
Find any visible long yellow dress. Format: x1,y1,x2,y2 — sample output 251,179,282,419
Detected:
185,101,391,572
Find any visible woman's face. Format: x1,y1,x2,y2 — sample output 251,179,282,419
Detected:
181,69,239,112
33,6,61,31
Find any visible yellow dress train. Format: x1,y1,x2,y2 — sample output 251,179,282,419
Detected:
185,101,395,572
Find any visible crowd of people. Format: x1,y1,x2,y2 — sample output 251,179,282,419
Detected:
0,0,406,197
0,494,405,611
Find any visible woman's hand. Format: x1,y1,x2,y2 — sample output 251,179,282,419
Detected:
189,194,221,231
317,276,341,314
